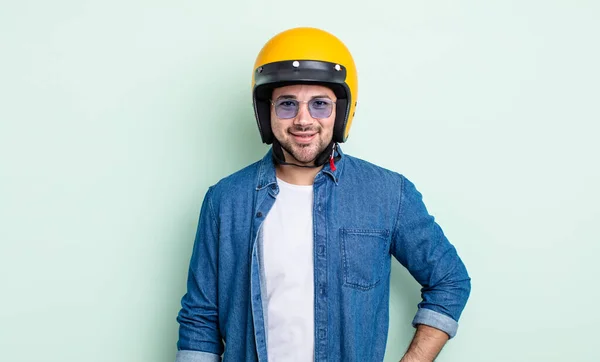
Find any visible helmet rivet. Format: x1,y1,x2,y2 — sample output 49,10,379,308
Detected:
257,67,263,73
334,64,341,71
292,61,300,68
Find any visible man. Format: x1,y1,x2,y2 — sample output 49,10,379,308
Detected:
175,27,471,362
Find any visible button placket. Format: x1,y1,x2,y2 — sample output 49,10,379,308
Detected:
313,180,329,360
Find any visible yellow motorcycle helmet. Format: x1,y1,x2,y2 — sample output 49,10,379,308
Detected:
252,27,358,144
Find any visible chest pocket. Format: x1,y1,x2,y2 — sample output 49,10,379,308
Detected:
340,228,390,290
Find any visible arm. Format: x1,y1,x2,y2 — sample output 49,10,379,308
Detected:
400,324,449,362
175,187,223,362
391,176,471,354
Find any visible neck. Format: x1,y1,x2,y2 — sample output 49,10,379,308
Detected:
275,163,322,185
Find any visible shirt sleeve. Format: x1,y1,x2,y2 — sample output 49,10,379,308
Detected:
175,350,221,362
176,186,225,355
390,176,471,338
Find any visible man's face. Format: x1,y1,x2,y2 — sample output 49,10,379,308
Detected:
270,84,337,166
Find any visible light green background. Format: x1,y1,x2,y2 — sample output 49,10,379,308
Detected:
1,1,599,361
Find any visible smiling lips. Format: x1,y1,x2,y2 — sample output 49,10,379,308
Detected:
290,132,317,144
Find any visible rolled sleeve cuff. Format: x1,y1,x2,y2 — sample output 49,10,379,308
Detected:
412,308,459,339
175,350,221,362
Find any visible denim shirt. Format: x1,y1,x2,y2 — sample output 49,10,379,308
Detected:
175,147,471,362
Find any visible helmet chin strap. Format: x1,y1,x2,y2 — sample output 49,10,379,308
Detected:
272,138,338,169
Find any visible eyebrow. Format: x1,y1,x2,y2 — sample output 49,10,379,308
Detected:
276,94,333,100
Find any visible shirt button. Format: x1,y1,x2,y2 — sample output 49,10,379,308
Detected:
256,212,262,217
318,245,324,255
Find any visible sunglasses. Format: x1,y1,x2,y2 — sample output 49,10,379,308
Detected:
271,97,336,119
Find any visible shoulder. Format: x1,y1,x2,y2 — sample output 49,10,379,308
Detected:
345,155,424,200
346,155,429,205
342,153,407,186
207,160,262,203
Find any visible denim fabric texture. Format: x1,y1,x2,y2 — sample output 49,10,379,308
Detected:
175,146,471,362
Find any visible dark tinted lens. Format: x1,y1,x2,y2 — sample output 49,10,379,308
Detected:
308,98,333,118
274,99,298,119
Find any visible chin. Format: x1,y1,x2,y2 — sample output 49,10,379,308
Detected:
290,148,321,164
277,135,328,164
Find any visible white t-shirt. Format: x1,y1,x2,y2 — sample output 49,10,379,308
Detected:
261,177,315,362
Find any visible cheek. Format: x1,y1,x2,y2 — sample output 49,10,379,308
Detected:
324,109,336,131
270,118,287,136
322,117,336,134
270,110,280,133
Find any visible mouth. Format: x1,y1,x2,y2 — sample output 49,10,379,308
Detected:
290,132,317,144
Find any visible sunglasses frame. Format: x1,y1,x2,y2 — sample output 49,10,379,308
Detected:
270,97,337,119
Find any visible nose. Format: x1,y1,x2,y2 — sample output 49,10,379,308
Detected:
294,102,313,126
